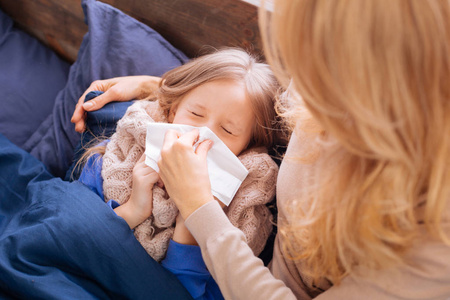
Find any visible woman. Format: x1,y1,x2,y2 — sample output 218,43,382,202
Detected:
72,0,450,298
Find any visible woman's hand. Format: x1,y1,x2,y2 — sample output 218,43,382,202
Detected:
158,129,214,220
71,75,161,133
114,153,160,229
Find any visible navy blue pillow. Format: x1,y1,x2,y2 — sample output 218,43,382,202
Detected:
0,9,70,148
22,0,188,178
83,91,134,139
65,91,134,181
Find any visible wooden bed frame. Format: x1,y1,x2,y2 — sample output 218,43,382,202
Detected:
0,0,262,62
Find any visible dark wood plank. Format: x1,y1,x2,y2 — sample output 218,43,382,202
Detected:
0,0,261,62
101,0,262,58
0,0,87,62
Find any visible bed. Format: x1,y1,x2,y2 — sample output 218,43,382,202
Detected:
0,0,274,298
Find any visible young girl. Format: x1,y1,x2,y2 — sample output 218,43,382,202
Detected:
78,48,286,299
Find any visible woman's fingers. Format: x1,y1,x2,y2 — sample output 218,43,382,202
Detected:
161,129,212,160
71,80,110,132
72,76,163,133
72,87,96,132
72,102,87,132
195,139,213,160
83,87,121,111
158,128,214,219
161,129,183,152
177,128,200,145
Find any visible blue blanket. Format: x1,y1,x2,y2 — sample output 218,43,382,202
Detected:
0,133,192,299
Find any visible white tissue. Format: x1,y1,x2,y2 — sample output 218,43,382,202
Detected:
144,123,249,206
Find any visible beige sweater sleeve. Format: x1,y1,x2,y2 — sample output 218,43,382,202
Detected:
185,201,297,300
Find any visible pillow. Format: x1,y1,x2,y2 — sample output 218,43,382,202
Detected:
81,91,134,139
22,0,188,178
65,91,134,181
0,9,70,148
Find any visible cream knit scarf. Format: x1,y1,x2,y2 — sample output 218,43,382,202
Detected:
102,100,278,261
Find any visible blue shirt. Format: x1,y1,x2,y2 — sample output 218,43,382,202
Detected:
78,152,224,300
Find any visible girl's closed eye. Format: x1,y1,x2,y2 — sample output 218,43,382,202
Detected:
190,111,203,117
222,126,233,135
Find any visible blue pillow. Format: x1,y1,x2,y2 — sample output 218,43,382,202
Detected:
22,0,188,178
65,91,134,181
83,91,134,139
0,9,70,148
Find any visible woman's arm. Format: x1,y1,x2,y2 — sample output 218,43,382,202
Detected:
71,75,161,132
185,201,296,300
157,129,297,299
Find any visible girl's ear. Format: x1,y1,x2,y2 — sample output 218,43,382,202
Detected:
168,106,177,123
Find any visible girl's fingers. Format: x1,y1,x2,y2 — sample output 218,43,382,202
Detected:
135,153,158,175
144,171,160,184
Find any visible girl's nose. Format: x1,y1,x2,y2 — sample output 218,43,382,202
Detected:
201,119,214,130
202,121,219,136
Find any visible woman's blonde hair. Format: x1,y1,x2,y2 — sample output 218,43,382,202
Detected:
261,0,450,284
156,48,286,150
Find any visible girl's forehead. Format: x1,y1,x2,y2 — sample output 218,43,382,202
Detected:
180,81,255,121
187,80,247,101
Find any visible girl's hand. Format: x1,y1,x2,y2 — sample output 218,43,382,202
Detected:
158,129,214,220
71,75,161,132
114,153,160,229
173,214,197,245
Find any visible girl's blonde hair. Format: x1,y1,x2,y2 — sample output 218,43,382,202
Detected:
156,48,286,150
260,0,450,284
76,48,286,176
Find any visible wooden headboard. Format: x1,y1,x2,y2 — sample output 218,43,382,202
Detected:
0,0,262,62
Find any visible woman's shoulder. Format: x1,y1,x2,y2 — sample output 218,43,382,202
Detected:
271,213,450,299
320,231,450,299
276,119,325,212
284,117,324,160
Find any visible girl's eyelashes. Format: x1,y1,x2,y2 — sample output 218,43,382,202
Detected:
222,126,233,135
190,111,203,117
188,110,233,135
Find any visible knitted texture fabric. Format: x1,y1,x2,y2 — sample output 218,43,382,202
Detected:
102,100,277,261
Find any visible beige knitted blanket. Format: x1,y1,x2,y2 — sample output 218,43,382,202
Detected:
102,100,278,261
